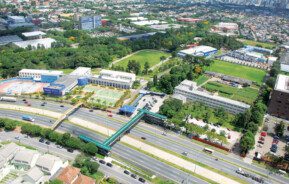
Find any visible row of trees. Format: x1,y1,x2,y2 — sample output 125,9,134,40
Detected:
0,118,99,156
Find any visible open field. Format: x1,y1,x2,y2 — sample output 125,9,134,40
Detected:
83,85,124,106
203,82,259,105
0,79,48,95
238,39,276,49
114,50,171,71
205,60,267,85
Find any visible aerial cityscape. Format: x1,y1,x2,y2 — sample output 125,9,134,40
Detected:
0,0,289,184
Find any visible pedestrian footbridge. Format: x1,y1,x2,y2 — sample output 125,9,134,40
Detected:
79,108,167,154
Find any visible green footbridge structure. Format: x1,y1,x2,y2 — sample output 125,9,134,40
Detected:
79,108,167,155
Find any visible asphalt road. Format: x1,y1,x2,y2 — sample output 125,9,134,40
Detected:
2,99,289,184
0,109,207,184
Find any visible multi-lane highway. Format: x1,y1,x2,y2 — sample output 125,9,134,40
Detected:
1,99,289,184
0,108,207,184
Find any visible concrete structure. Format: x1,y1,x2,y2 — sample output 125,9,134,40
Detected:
178,45,218,57
0,35,22,46
79,15,102,31
173,80,250,114
22,31,46,39
35,154,66,176
12,150,40,170
19,69,63,82
89,69,136,89
268,74,289,120
13,38,56,49
43,67,91,96
280,52,289,73
21,167,45,184
69,67,91,77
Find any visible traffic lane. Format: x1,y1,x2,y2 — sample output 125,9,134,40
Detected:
0,100,70,113
59,122,207,184
73,110,287,184
73,111,258,183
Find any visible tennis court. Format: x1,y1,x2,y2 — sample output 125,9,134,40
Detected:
0,79,48,95
83,85,124,106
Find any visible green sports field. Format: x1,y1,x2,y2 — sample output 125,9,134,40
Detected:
83,85,124,106
203,82,259,105
205,60,266,85
114,50,170,70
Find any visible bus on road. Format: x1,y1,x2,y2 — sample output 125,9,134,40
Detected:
0,97,17,102
203,147,214,154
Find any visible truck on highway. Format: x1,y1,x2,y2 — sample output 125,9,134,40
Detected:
22,115,35,122
0,96,17,102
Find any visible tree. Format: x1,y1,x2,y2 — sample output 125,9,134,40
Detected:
84,142,98,156
153,75,158,86
275,121,285,137
240,131,255,154
48,179,63,184
85,161,99,173
4,121,16,131
143,61,150,74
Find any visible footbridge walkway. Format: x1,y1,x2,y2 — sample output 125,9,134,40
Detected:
51,102,83,130
79,108,167,154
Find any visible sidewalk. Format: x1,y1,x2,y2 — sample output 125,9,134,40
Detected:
0,104,241,184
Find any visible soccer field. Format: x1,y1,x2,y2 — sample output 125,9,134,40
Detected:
114,50,170,70
205,60,267,85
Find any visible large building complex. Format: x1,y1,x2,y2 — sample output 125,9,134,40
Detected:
173,80,250,114
268,74,289,120
13,38,56,49
6,16,34,29
177,45,218,57
79,15,102,31
19,69,63,82
89,69,136,89
211,22,239,36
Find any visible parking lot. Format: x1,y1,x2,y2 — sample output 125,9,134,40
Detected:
250,115,289,159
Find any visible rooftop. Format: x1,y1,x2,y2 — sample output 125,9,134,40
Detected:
13,149,39,164
69,67,91,77
36,154,63,172
57,166,80,184
19,69,63,76
22,31,46,38
24,166,44,182
281,52,289,65
175,80,250,108
13,38,56,49
274,74,289,93
179,45,217,56
0,35,22,45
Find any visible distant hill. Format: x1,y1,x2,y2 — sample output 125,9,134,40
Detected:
208,0,289,10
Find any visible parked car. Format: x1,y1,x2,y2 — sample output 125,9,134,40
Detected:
99,160,106,164
270,144,278,153
273,135,279,140
272,139,279,144
39,138,45,143
138,178,146,183
106,163,113,167
259,137,264,141
258,140,264,144
124,170,130,175
130,174,137,179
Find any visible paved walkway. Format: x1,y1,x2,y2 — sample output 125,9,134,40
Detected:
0,104,241,184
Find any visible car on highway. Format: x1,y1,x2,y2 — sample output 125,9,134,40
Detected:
141,137,146,140
45,141,50,145
15,136,20,140
67,148,74,153
124,170,130,175
60,105,64,107
130,173,137,179
41,102,46,106
39,138,45,143
138,178,146,183
106,162,113,167
22,99,26,102
99,160,106,164
89,109,93,112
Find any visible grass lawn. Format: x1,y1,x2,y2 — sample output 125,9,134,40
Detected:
114,50,170,71
195,75,209,86
203,82,259,105
205,60,267,85
238,39,276,49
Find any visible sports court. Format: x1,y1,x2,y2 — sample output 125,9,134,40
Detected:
0,79,49,95
83,85,124,106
